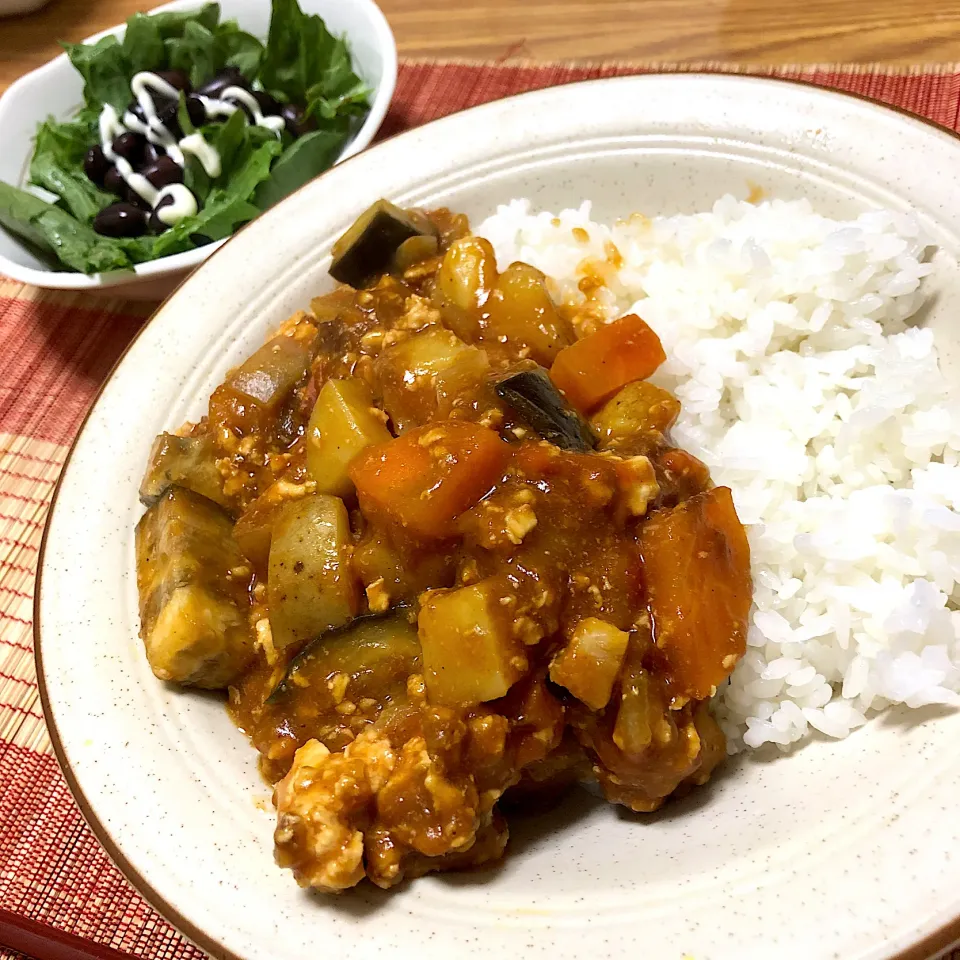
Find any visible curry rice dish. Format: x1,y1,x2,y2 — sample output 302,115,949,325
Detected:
134,198,754,891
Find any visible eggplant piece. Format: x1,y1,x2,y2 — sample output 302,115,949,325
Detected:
267,608,420,704
329,200,437,289
139,432,230,509
495,366,596,452
233,494,285,577
135,486,254,689
227,335,313,414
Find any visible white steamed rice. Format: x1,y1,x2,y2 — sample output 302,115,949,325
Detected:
476,196,960,753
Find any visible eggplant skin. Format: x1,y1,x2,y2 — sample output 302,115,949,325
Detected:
495,367,596,452
139,432,230,510
266,608,418,704
329,200,436,289
135,486,254,689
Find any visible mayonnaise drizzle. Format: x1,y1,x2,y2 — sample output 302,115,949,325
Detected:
123,72,185,165
179,133,222,178
155,184,198,225
195,89,286,135
97,70,285,227
99,104,160,207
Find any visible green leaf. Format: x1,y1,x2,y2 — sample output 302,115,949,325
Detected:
29,119,114,223
62,35,132,113
0,181,57,253
219,21,264,77
211,136,283,204
182,155,212,205
122,13,165,74
259,0,369,120
64,5,226,111
207,109,247,175
32,205,146,273
253,128,346,210
147,3,221,39
0,181,150,274
176,92,197,138
165,20,227,89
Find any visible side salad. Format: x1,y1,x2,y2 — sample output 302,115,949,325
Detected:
0,0,370,274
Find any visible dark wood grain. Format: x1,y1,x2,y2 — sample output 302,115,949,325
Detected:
0,907,136,960
1,0,958,94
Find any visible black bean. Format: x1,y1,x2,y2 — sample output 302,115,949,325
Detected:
103,165,125,196
253,91,281,116
112,132,146,165
196,66,248,100
94,202,148,238
155,69,190,92
142,142,162,167
83,145,109,186
128,96,179,133
185,94,207,127
148,194,174,234
142,155,184,189
281,103,317,138
122,182,151,209
155,100,183,139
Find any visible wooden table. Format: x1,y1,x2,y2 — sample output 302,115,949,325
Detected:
2,0,959,93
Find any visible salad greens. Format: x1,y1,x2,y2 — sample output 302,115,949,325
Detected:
0,0,371,274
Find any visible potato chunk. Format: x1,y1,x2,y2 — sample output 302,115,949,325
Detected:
431,236,497,340
483,262,574,365
135,486,253,688
639,486,752,699
549,618,629,710
377,327,472,431
306,378,391,498
418,579,526,706
267,494,359,651
591,381,681,451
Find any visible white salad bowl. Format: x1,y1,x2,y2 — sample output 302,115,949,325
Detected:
0,0,396,299
36,74,960,960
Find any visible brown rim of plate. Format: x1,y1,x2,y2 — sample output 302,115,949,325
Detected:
32,70,960,960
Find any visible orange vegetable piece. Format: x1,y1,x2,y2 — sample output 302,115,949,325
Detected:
549,314,667,412
349,420,511,539
638,486,752,700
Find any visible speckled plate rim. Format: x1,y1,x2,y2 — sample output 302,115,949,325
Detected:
35,72,960,960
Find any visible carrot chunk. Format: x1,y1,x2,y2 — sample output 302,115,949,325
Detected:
549,314,666,412
638,486,752,699
349,420,511,538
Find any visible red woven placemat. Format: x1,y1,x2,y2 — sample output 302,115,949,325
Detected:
2,59,960,960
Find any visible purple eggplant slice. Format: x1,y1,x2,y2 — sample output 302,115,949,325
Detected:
496,366,596,452
329,199,437,288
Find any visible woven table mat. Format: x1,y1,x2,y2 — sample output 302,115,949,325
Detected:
2,58,960,960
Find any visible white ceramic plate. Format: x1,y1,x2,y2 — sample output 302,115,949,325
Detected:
0,0,396,299
36,74,960,960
